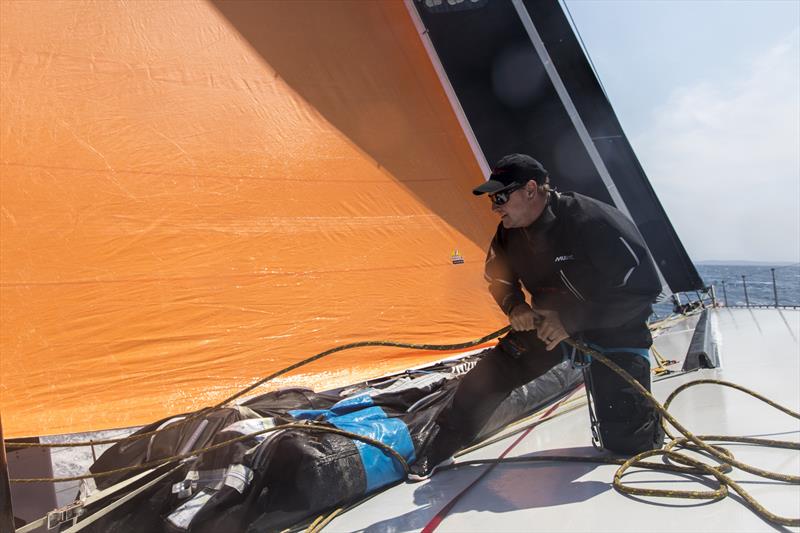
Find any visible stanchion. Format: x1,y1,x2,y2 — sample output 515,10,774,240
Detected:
721,280,729,306
0,414,15,533
771,268,779,308
742,275,750,308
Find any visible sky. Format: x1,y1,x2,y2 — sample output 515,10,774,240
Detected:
562,0,800,263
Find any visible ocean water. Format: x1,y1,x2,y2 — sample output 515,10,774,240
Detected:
653,263,800,317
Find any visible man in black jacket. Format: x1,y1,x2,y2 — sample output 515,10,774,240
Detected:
408,153,664,480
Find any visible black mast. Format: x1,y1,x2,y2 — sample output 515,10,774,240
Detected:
411,0,704,293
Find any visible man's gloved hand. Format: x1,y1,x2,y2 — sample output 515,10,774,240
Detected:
508,303,537,331
532,308,569,351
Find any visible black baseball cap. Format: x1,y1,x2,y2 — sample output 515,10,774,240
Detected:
472,154,549,195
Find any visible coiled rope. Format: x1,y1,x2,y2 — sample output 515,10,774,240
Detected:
568,338,798,527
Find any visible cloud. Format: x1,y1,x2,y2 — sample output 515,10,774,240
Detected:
633,30,800,262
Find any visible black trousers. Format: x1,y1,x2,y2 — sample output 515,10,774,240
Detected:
433,330,662,458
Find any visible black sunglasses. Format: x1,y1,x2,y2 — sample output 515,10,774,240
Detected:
489,183,524,206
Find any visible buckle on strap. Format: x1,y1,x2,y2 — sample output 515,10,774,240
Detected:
562,343,591,369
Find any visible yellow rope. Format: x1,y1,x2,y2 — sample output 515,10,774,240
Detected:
307,507,344,533
303,513,324,533
568,339,798,527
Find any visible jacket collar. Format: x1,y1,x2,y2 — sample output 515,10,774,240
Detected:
524,193,557,233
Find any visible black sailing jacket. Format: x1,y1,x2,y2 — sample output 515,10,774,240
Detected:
484,191,662,348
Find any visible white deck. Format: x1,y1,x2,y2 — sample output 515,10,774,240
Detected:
325,308,800,532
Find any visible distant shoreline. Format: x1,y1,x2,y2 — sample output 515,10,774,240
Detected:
695,260,799,267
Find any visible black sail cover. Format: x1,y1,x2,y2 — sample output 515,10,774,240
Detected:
412,0,703,293
82,350,581,532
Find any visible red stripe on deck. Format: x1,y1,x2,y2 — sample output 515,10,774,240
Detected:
421,386,582,532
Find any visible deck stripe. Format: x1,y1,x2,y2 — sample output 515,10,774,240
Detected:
420,386,581,532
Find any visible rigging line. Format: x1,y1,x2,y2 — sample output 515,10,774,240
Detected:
312,341,798,530
6,328,511,450
308,378,794,532
7,291,693,451
573,341,799,527
290,333,798,530
560,0,612,102
10,422,411,484
421,347,799,529
304,514,325,533
6,314,694,452
307,508,343,533
10,330,799,528
7,314,684,452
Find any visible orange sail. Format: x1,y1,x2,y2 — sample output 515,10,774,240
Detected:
0,0,505,438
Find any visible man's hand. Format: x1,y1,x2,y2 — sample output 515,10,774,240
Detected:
532,309,569,351
508,303,537,331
